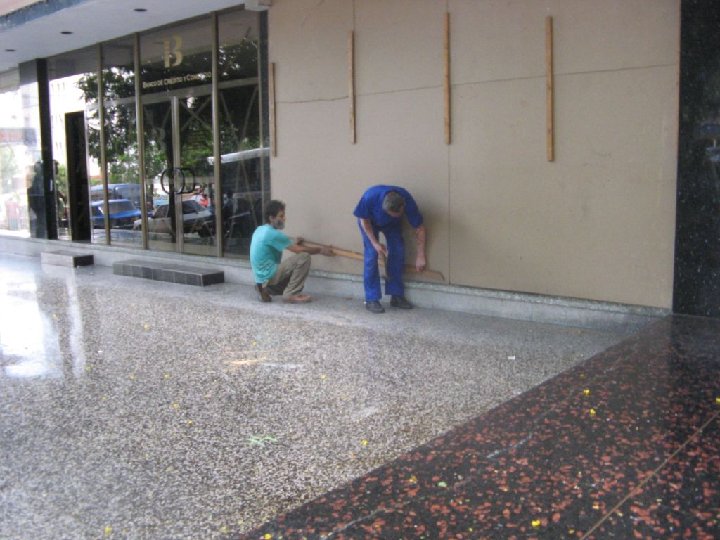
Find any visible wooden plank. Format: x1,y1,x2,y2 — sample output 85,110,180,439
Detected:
348,30,356,144
269,62,277,157
444,12,451,145
546,15,554,162
302,240,445,281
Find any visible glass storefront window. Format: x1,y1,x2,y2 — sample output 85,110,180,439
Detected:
0,7,269,258
219,10,268,257
101,38,141,247
0,70,33,236
48,47,99,243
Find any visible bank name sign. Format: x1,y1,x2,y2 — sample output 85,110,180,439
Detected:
142,72,211,90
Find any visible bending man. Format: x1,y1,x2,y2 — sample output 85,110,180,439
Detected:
353,185,426,314
250,200,333,303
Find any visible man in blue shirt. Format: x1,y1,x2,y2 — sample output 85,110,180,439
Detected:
250,200,333,303
353,185,426,313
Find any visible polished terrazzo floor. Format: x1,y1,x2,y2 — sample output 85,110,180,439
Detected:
1,253,715,539
248,316,720,539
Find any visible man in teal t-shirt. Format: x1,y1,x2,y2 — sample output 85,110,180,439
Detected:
250,200,333,303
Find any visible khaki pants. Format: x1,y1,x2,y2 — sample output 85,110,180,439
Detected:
265,252,311,297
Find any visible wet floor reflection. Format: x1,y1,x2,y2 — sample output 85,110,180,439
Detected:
0,263,87,379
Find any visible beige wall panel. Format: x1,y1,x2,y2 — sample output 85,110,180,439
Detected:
549,0,679,74
272,89,450,280
354,0,447,95
268,0,679,308
451,0,679,84
350,88,450,280
270,100,362,276
450,66,677,307
450,0,546,84
268,0,352,102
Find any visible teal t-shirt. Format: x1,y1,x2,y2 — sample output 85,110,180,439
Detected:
250,224,292,283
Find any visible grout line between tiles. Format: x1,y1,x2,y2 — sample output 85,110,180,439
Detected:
580,410,720,539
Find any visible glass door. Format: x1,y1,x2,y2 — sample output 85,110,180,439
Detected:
140,16,215,256
143,92,215,255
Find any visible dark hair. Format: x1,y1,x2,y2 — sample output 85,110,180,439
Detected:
264,200,286,223
382,191,405,213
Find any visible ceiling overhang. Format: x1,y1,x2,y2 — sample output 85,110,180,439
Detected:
0,0,269,74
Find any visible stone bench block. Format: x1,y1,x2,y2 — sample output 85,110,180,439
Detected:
113,259,224,286
41,250,95,267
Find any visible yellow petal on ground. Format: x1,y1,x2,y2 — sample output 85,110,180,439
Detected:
263,534,272,540
531,519,541,528
589,408,597,416
171,403,180,410
583,388,590,396
143,323,150,331
360,439,368,446
716,396,720,405
104,525,112,536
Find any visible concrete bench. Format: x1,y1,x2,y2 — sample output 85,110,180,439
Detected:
112,259,224,287
41,250,95,267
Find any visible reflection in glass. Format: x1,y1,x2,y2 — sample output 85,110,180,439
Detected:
48,47,98,242
102,38,141,247
141,17,216,255
219,10,268,257
2,7,268,258
0,76,34,237
84,104,107,242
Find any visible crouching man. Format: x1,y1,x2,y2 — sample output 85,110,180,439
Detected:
250,200,333,303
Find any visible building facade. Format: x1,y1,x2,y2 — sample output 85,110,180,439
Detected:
0,0,718,318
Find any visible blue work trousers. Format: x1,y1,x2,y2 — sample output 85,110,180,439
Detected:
359,221,405,301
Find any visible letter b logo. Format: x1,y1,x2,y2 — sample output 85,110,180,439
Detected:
163,35,183,68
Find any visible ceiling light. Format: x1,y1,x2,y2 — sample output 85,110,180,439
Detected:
60,31,73,35
5,48,16,52
134,8,147,12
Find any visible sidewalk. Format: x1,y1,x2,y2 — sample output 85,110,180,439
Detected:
1,253,653,539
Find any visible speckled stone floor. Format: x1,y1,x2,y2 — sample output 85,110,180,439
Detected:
2,253,705,540
247,315,720,539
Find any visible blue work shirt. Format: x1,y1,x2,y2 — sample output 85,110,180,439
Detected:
250,224,292,283
353,185,423,229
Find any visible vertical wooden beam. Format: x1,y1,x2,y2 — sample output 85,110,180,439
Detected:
348,30,356,144
546,15,555,162
444,12,451,145
269,62,277,157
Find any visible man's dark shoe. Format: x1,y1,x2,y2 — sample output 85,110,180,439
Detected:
365,300,385,314
255,284,272,302
390,295,413,309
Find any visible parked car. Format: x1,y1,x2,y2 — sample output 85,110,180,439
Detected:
91,199,141,229
134,199,215,237
90,183,142,208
